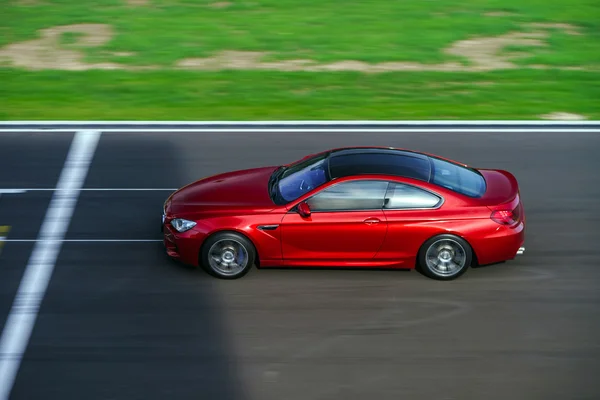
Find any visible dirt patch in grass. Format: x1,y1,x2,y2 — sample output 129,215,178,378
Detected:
0,22,589,72
176,52,460,71
539,112,587,120
13,0,45,5
484,11,518,17
208,1,232,8
109,51,136,57
126,0,148,6
528,23,582,35
176,23,585,72
0,24,153,70
444,31,549,70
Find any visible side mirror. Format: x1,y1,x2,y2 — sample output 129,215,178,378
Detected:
297,201,311,218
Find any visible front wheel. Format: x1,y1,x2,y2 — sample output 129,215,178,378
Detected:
200,232,256,279
417,234,472,280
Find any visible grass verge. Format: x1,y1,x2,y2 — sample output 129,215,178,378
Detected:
2,69,598,120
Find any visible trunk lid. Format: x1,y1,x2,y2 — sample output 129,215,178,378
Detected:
477,169,520,207
476,169,524,226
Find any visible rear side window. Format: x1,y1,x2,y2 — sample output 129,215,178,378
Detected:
307,180,389,211
384,183,442,209
429,157,486,198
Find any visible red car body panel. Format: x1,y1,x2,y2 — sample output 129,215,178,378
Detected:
476,169,520,206
162,147,525,272
280,209,388,265
169,166,278,213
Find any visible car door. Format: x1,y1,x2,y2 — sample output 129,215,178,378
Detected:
375,181,445,263
280,179,389,266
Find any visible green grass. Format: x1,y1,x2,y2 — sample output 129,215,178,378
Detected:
2,69,598,120
1,0,599,120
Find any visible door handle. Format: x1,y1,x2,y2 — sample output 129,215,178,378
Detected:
363,218,380,225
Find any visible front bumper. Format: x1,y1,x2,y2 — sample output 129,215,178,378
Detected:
162,214,204,266
162,220,178,258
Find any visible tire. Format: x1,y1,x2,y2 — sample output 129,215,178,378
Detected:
200,232,256,279
417,234,472,280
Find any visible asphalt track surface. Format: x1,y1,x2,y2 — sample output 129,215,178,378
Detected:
0,130,599,400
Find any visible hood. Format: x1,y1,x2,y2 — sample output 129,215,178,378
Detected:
168,166,279,215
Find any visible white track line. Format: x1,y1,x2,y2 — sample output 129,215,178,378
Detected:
0,130,101,400
1,128,600,133
1,120,599,125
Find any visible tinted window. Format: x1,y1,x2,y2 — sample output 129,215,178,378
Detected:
307,180,389,211
277,154,330,202
384,183,441,209
429,158,486,198
328,153,431,181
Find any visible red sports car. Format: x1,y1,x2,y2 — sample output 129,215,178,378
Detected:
162,147,525,280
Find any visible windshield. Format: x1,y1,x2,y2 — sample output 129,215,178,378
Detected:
429,157,486,197
273,154,330,203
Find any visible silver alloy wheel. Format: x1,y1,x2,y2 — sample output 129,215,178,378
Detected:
424,238,467,276
208,239,249,276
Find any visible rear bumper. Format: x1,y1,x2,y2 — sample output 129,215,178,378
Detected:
470,221,525,265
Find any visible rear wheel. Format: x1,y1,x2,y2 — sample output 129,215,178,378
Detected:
200,232,255,279
418,234,472,280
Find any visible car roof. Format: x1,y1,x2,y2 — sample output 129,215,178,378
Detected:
327,147,433,182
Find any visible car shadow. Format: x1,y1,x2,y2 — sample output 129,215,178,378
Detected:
10,133,247,400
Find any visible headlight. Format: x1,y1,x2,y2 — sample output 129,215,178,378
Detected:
170,218,197,232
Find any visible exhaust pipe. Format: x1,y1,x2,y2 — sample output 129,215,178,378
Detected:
517,246,525,255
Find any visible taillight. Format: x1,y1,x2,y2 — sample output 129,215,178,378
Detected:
513,202,522,221
490,203,522,226
491,210,516,225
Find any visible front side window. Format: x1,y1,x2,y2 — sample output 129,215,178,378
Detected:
306,180,389,211
384,182,442,209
